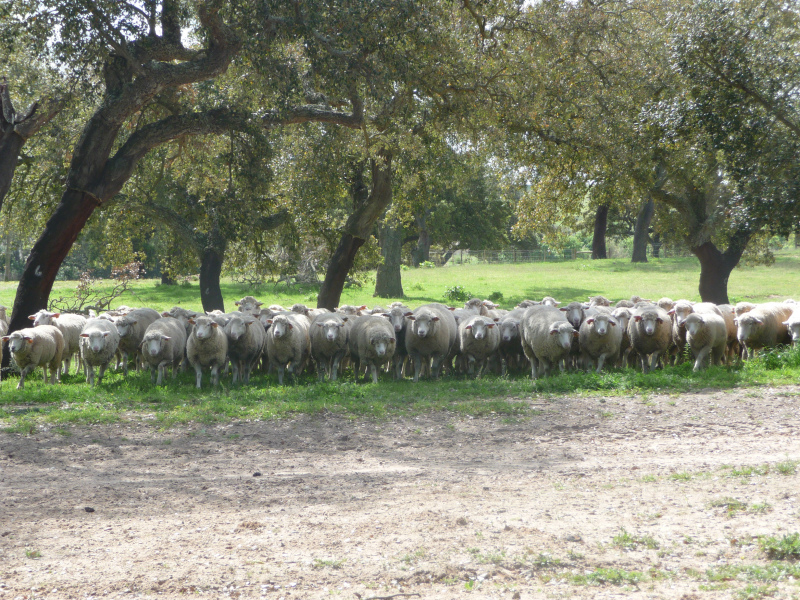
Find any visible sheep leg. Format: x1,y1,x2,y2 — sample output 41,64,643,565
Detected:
693,346,711,372
211,365,220,387
596,353,609,373
649,352,660,373
157,363,166,386
316,359,327,382
411,351,422,383
431,354,444,379
150,366,157,384
277,365,285,385
231,362,241,385
86,364,95,386
18,366,34,390
370,364,378,384
98,363,108,385
467,355,476,377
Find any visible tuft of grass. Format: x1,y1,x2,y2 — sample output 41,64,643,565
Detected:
775,460,798,475
758,533,800,560
570,567,645,586
25,549,42,559
612,528,659,550
400,548,427,565
736,584,777,600
708,497,748,516
311,558,346,570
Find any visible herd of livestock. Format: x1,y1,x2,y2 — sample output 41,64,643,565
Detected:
0,294,799,391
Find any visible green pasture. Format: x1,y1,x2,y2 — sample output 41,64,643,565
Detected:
2,252,800,431
1,251,799,312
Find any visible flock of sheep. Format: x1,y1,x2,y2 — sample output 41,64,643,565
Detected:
0,294,798,390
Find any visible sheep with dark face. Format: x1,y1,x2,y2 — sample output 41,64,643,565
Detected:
186,316,228,388
2,326,64,390
498,308,526,375
405,303,457,382
349,316,396,383
381,304,413,379
458,315,500,377
628,305,672,373
579,308,622,373
310,313,350,381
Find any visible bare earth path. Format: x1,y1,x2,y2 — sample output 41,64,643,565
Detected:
2,385,799,599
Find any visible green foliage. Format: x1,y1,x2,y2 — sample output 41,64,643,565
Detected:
612,529,660,550
443,285,473,304
759,533,800,561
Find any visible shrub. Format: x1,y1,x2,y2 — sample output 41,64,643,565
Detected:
444,285,472,303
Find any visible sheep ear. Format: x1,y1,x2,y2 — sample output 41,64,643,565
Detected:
783,320,791,326
28,315,36,320
447,306,456,311
288,323,294,330
211,322,218,328
256,301,263,306
559,307,567,312
161,312,170,317
487,323,495,328
573,330,579,338
634,315,642,322
1,336,8,342
668,308,675,315
80,333,90,338
609,319,617,326
754,317,763,324
26,337,34,343
586,318,595,325
267,319,274,325
234,300,241,305
431,316,439,322
465,325,473,330
656,317,663,323
404,311,413,317
406,315,415,321
341,316,349,322
381,313,391,319
103,332,110,337
493,318,500,322
358,305,367,311
52,313,61,318
389,337,396,343
161,335,171,341
188,318,196,324
316,322,323,327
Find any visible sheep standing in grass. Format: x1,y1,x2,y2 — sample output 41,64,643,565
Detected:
683,312,727,371
520,306,577,378
579,308,622,373
224,314,265,385
186,316,228,388
498,309,526,375
628,304,672,373
266,313,311,384
716,304,740,360
611,307,634,367
29,310,87,376
736,303,794,359
382,305,413,379
235,296,263,315
405,303,457,382
783,307,800,344
0,305,8,337
310,313,350,381
113,308,161,375
458,315,500,377
2,326,64,390
140,317,188,385
79,318,121,386
349,316,396,383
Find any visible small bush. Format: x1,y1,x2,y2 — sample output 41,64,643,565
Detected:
419,261,436,269
759,533,800,560
488,291,504,303
444,285,473,303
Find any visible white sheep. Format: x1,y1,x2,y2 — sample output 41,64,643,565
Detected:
628,304,672,373
736,302,794,359
611,307,634,367
266,313,311,385
140,317,187,385
349,316,396,383
683,312,727,371
458,315,500,377
498,309,526,375
113,307,161,375
79,318,121,386
782,307,800,344
28,310,87,376
2,326,64,390
405,303,458,382
310,312,349,381
540,296,561,307
579,308,622,373
588,295,612,307
186,316,228,388
381,304,413,379
734,302,757,317
234,296,263,315
520,306,577,378
224,314,265,385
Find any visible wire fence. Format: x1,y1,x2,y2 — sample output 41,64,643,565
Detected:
426,246,678,266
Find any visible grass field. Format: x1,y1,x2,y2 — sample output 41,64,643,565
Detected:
1,251,799,312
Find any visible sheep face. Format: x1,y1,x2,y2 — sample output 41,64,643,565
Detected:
408,312,439,339
612,308,631,332
226,316,252,341
465,318,495,341
784,320,800,343
317,319,345,342
235,297,263,314
499,320,519,342
114,317,136,337
29,310,58,327
586,314,616,336
190,317,218,340
634,312,664,335
671,301,694,326
549,322,577,350
736,314,761,343
541,296,560,307
560,302,585,328
4,332,32,353
369,332,395,357
142,334,170,357
269,315,293,339
81,330,112,354
683,313,705,337
382,308,411,333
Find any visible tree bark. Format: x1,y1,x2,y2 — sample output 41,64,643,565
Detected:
199,242,226,312
591,204,608,259
631,197,655,263
411,209,431,267
374,217,404,298
318,153,393,310
691,228,751,304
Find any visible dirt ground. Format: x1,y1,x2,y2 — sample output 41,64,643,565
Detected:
2,385,800,600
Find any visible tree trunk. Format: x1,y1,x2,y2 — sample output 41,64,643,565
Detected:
411,210,431,267
691,229,751,304
199,245,225,312
650,232,662,258
318,154,393,310
632,197,655,263
591,204,608,259
3,226,12,281
374,217,404,298
161,272,177,285
0,132,26,211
